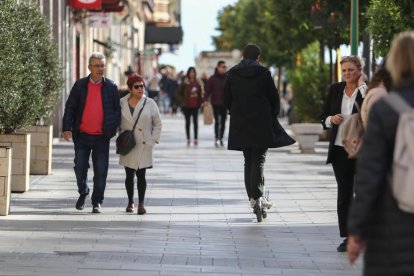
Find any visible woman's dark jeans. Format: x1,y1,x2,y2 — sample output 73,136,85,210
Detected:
182,107,199,140
124,167,147,204
74,133,109,205
243,148,268,200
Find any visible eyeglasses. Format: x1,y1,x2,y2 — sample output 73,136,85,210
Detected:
91,64,106,68
219,65,227,69
133,84,144,89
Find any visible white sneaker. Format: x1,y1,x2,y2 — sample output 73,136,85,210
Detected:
215,140,220,148
260,197,273,209
249,198,256,208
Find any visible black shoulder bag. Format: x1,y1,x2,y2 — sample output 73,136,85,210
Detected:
116,98,147,155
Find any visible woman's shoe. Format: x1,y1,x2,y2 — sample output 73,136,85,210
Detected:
194,140,198,146
126,203,134,213
187,140,191,146
137,204,146,215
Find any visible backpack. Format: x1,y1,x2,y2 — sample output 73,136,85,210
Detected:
341,102,364,159
384,93,414,213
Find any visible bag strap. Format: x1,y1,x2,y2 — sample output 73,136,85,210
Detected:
353,101,361,113
384,93,412,115
131,97,147,130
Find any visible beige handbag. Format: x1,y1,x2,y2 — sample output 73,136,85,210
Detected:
341,102,364,159
203,102,214,125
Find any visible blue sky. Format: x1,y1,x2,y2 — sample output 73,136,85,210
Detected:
158,0,238,72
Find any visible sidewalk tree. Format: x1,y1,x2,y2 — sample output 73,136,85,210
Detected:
213,1,266,56
0,0,62,134
367,0,414,57
287,41,329,123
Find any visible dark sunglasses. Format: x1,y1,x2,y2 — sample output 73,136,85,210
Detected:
133,84,144,89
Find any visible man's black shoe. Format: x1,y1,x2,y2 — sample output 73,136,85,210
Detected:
92,203,102,213
337,238,348,252
75,194,88,210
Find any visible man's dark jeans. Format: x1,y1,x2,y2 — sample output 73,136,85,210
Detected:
74,133,109,205
213,104,227,140
243,148,268,200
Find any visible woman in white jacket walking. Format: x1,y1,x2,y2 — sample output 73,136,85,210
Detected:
119,73,162,214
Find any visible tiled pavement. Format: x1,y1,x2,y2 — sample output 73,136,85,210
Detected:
0,116,363,275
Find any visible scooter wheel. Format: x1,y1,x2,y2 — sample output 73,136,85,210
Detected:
254,206,262,222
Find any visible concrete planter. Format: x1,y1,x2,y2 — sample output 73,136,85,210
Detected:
23,125,53,175
0,133,31,192
290,123,323,153
0,147,11,216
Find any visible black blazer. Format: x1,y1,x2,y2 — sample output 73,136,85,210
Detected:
320,82,364,164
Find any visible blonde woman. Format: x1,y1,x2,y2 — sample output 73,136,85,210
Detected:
348,31,414,274
320,55,367,252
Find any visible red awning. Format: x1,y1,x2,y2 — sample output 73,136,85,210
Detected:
102,0,124,12
69,0,102,9
68,0,124,12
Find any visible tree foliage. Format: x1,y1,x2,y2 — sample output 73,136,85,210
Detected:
0,0,63,134
213,0,369,68
367,0,414,57
287,41,329,123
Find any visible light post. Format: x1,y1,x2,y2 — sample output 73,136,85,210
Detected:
350,0,358,55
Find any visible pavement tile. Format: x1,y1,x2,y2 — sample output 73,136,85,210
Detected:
0,116,363,275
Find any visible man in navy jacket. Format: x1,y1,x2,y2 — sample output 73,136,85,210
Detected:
62,52,121,213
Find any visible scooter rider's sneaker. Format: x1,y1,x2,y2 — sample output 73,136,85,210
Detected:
260,197,273,209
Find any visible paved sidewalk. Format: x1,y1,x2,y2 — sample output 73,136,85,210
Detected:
0,116,363,276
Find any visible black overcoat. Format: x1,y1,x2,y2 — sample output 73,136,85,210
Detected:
223,59,295,150
348,81,414,275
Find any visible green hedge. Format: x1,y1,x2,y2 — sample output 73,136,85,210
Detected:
287,41,329,123
0,0,63,134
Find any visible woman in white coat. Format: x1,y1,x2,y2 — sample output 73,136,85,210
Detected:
119,73,162,214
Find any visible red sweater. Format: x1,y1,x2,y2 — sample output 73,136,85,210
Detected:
79,81,104,135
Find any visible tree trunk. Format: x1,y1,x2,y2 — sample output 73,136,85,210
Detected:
277,67,282,92
329,46,333,84
319,40,325,72
362,32,371,79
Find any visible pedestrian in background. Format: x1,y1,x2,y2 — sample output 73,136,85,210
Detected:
224,44,295,210
347,31,414,275
62,52,121,213
320,55,367,252
147,68,162,105
165,70,179,115
204,60,227,147
360,64,392,128
176,67,204,146
119,73,162,215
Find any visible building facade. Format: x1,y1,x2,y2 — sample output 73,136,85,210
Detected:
18,0,182,137
196,50,242,78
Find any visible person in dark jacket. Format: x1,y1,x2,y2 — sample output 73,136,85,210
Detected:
62,52,121,214
165,71,179,115
347,31,414,275
204,60,227,147
320,55,367,252
224,44,295,210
